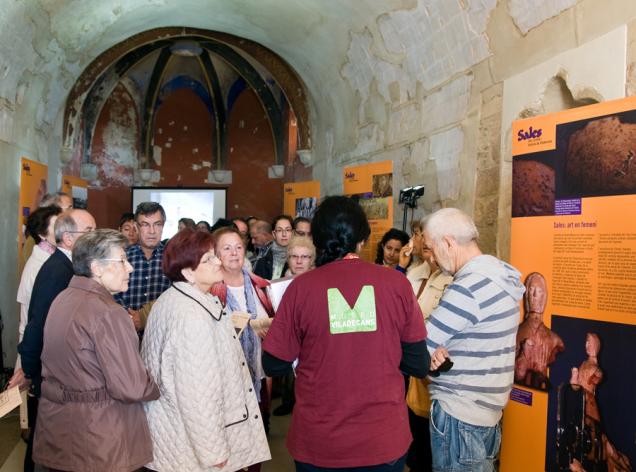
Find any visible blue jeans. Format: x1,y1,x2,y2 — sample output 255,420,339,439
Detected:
429,400,501,472
294,454,406,472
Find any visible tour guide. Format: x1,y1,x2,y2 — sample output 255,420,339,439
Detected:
263,195,431,471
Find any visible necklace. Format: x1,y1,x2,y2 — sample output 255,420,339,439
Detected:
172,284,222,321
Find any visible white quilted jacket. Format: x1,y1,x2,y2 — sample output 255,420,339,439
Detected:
141,282,271,471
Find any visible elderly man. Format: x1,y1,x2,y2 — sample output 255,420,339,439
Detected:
114,202,170,330
514,272,564,390
249,219,274,258
18,208,96,472
423,208,525,472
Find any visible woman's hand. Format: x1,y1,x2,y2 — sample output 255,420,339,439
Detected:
127,308,142,331
249,318,272,339
398,242,414,269
7,368,30,391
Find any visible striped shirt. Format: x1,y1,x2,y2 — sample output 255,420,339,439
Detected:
426,255,524,426
114,243,171,310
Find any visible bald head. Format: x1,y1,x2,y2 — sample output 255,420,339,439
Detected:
55,209,96,250
250,219,273,248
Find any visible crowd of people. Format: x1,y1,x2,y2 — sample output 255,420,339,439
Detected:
5,191,525,472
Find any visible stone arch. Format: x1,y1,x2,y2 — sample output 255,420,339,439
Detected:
62,27,312,176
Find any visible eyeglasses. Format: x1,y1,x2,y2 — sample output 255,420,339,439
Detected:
294,230,311,237
290,254,312,261
102,258,130,266
274,228,292,234
67,228,95,234
201,254,220,264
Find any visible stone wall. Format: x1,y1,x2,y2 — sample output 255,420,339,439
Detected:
310,0,636,257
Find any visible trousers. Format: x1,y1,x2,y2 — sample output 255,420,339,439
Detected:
429,400,501,472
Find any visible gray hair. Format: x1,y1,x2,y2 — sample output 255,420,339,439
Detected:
54,212,78,244
134,202,166,222
41,191,70,208
422,208,479,246
72,229,127,277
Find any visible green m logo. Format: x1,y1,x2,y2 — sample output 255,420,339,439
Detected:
327,285,377,334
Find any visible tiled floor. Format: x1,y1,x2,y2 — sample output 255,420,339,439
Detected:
0,400,295,472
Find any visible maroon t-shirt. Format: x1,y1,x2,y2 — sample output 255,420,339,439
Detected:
263,258,426,468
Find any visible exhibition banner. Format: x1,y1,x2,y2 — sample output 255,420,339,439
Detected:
501,96,636,472
18,158,48,269
343,160,393,263
283,180,320,219
61,175,88,209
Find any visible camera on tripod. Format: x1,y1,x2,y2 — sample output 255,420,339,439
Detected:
398,185,425,208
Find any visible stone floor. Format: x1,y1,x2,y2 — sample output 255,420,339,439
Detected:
0,399,295,472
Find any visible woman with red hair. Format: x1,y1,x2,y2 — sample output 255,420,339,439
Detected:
141,229,270,471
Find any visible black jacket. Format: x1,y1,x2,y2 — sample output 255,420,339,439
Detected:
253,243,288,280
18,249,74,395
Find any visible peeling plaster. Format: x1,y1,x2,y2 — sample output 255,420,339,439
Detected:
152,144,162,165
0,101,15,143
410,138,428,175
421,74,472,134
429,126,463,202
387,103,420,145
344,123,385,160
370,0,496,95
0,2,37,104
508,0,576,35
341,29,404,105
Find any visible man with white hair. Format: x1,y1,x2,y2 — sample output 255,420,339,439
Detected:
423,208,525,472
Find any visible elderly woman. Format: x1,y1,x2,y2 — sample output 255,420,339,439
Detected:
263,196,430,471
33,229,159,472
9,205,62,392
285,235,316,276
211,226,274,437
275,235,316,417
403,224,453,472
142,229,270,471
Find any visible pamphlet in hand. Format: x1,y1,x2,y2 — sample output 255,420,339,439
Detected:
231,311,251,337
267,276,294,313
0,385,22,418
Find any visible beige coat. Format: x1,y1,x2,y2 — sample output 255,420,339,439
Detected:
141,282,270,472
407,262,453,319
34,276,159,472
406,263,453,417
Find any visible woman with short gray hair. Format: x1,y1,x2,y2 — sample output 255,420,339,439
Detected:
33,229,160,472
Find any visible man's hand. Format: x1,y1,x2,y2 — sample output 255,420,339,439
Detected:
128,308,142,331
7,368,31,392
430,347,449,372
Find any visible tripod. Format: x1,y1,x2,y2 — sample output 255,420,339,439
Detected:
399,186,425,232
